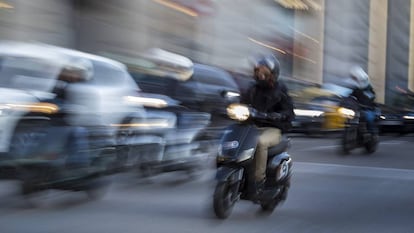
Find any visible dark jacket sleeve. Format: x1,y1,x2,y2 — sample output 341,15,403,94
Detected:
369,86,378,107
266,82,295,132
350,85,377,109
278,83,295,121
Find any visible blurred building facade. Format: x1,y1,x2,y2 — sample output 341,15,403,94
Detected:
72,0,297,77
1,0,414,105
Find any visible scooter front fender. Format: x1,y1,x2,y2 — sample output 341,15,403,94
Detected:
215,166,243,183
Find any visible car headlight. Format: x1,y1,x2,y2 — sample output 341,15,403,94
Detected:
124,96,168,108
0,105,11,116
227,104,250,121
225,91,240,98
110,119,172,129
293,109,324,117
6,103,59,114
403,115,414,120
338,107,355,119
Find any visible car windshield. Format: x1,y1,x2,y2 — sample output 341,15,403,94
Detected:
281,77,320,92
87,60,136,88
0,56,60,92
321,83,353,97
192,65,238,89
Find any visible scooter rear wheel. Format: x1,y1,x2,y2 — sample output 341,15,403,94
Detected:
260,198,279,212
260,181,289,213
364,134,378,154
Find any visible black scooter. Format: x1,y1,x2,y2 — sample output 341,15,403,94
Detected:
213,104,292,219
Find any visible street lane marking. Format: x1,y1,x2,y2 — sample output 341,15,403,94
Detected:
295,162,414,180
296,145,338,151
380,140,405,145
295,140,409,151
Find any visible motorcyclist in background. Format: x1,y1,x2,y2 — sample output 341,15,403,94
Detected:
51,59,93,171
349,66,379,134
241,55,294,196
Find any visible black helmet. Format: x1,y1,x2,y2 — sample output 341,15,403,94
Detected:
254,55,280,80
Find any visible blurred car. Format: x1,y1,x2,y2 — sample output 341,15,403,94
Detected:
126,93,213,177
0,42,149,159
227,70,254,94
291,95,345,134
290,84,354,134
290,102,324,134
402,111,414,133
378,105,414,134
282,77,322,103
115,49,240,126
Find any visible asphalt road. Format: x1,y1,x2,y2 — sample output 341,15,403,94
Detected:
1,135,414,233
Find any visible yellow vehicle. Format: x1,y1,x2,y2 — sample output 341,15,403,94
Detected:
291,84,353,133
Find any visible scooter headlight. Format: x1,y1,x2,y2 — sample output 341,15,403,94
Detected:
227,104,250,121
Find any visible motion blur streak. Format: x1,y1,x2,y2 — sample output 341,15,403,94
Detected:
152,0,199,17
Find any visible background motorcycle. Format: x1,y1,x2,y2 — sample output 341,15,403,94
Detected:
339,97,380,155
213,104,292,219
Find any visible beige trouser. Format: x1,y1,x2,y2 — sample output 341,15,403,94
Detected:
255,127,282,182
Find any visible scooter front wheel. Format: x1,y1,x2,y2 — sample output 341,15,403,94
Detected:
341,127,356,155
213,182,236,219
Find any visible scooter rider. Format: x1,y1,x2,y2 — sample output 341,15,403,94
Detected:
241,55,294,196
349,66,378,134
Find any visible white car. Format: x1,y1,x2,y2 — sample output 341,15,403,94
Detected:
0,42,157,157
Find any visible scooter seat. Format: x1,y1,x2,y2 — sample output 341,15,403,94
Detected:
268,138,290,158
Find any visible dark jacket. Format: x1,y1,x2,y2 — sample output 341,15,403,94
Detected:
241,81,295,132
50,80,71,125
350,84,376,110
